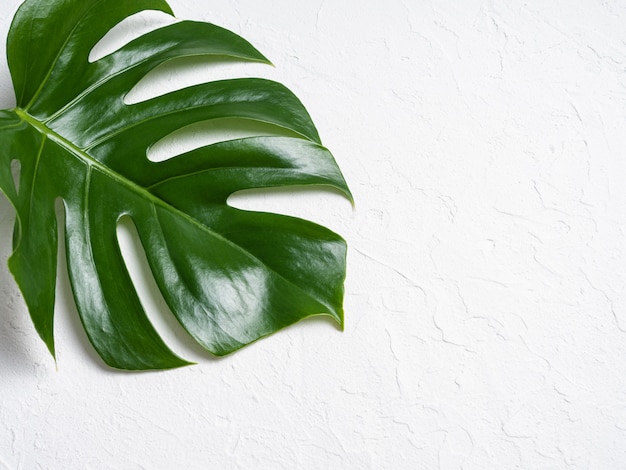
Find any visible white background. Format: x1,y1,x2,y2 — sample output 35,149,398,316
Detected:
1,0,626,468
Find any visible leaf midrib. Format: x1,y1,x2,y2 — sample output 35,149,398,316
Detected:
14,108,338,319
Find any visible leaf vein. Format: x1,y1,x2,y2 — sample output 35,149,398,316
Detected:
24,0,106,111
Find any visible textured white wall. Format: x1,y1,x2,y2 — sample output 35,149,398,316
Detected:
1,0,626,468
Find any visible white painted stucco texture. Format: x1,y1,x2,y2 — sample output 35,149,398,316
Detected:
1,0,626,468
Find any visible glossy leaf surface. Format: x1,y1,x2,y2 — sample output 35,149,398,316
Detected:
0,0,351,370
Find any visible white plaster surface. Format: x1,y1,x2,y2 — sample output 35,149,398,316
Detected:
1,0,626,468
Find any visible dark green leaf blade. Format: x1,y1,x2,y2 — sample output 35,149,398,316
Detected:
132,203,339,355
8,0,174,113
0,113,57,356
146,137,351,198
0,0,350,370
49,78,321,152
63,168,191,370
43,20,271,125
90,20,271,82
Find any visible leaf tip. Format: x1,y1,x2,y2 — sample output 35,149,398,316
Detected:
46,339,58,370
345,189,355,209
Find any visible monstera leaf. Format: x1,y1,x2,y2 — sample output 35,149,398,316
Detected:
0,0,351,370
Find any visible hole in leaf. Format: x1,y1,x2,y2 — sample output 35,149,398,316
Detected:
0,80,16,109
10,159,20,195
228,186,352,230
124,55,272,104
116,215,213,361
89,10,176,63
0,187,15,245
147,118,301,162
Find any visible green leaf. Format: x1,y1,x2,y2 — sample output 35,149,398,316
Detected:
0,0,351,370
